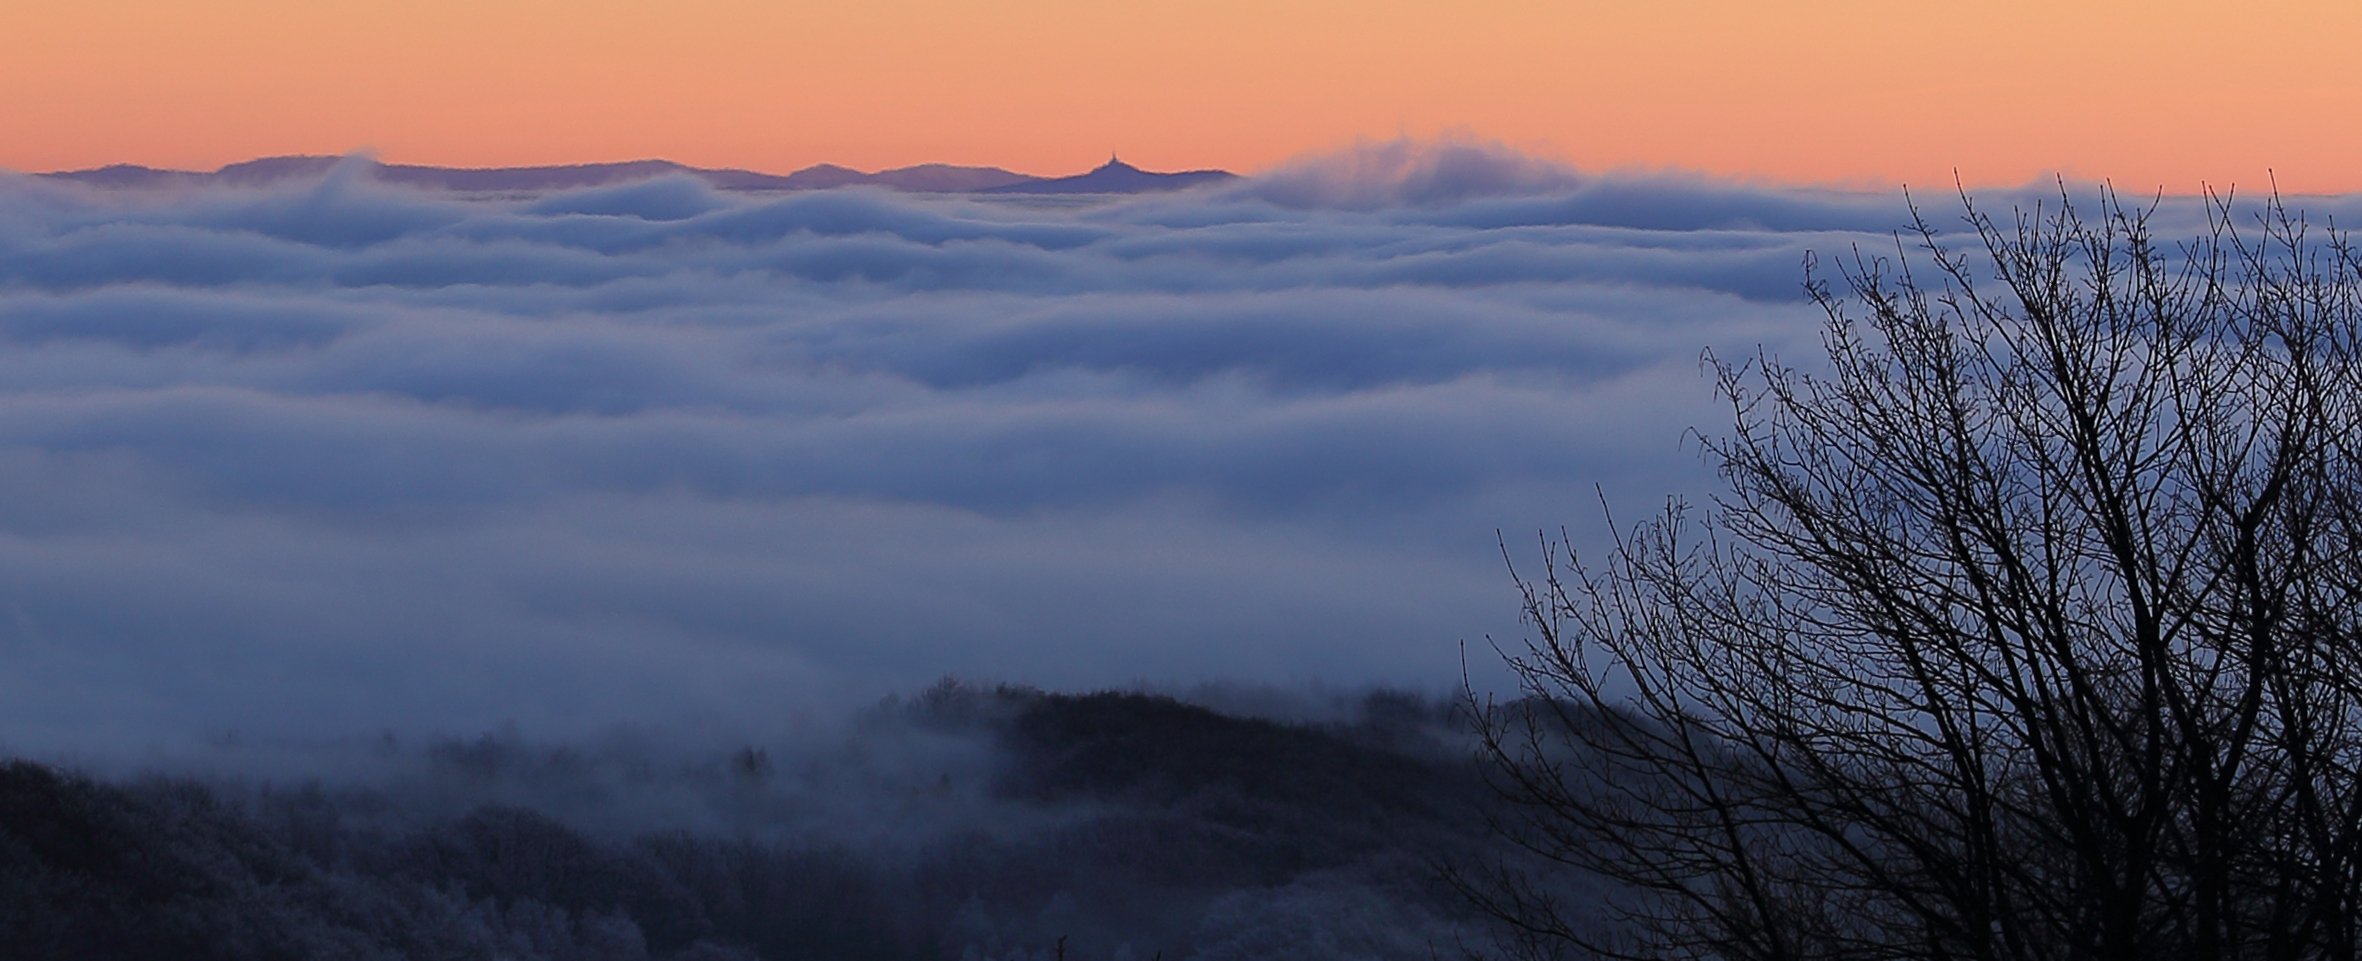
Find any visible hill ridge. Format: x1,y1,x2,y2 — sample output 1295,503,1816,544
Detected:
32,155,1238,195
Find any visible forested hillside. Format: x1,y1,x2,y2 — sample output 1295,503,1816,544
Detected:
0,686,1510,961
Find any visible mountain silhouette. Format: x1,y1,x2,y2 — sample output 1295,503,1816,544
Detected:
979,155,1237,194
32,155,1230,195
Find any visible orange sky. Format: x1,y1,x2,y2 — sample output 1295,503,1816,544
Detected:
5,0,2359,191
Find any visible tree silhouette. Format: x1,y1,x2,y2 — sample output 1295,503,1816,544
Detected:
1466,186,2362,961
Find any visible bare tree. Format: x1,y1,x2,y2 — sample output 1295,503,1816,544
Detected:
1463,186,2362,961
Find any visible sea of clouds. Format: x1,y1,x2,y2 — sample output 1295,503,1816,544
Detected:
3,138,2251,759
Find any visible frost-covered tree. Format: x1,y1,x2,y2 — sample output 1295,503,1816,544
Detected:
1471,188,2362,961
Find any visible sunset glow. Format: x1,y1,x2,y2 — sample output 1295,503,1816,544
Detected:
8,0,2359,189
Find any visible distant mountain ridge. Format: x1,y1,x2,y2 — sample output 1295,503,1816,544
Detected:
35,154,1238,195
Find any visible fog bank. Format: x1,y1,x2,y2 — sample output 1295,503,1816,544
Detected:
0,142,2012,753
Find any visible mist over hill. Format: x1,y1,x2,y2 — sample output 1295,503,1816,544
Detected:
0,683,1557,961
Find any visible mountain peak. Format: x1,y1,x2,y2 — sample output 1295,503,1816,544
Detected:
978,155,1237,195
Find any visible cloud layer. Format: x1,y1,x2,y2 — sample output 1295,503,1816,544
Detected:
0,146,1955,755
